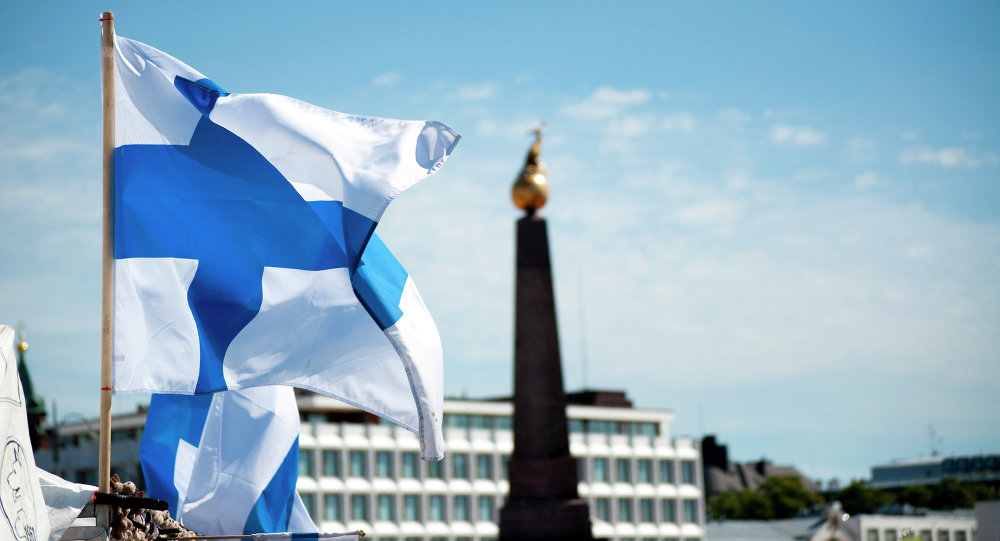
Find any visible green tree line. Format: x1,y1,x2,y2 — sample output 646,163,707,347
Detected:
709,476,998,520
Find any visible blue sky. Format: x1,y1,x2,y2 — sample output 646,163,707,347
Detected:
1,2,998,483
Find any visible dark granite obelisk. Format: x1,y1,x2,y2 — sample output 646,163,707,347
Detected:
498,129,594,541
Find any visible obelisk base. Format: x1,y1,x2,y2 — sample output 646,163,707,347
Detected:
498,498,594,541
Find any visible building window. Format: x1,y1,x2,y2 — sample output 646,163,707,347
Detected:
323,494,341,521
350,494,368,521
616,458,632,482
322,450,340,477
593,458,609,482
919,530,931,541
478,495,494,521
476,454,493,479
662,499,676,522
867,529,879,541
939,531,950,541
452,453,470,479
427,459,443,479
618,498,633,522
885,530,898,541
376,451,393,478
429,495,445,521
502,454,511,479
660,460,675,483
569,418,584,433
377,494,394,521
300,493,316,520
349,451,367,478
471,415,493,429
681,460,696,484
683,499,697,523
955,532,967,541
298,451,313,477
640,498,654,523
401,452,418,478
444,414,469,428
637,459,653,483
402,495,420,521
495,416,512,430
454,495,470,521
595,498,610,521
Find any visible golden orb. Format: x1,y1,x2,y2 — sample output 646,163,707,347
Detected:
511,125,548,212
512,169,548,211
17,331,28,353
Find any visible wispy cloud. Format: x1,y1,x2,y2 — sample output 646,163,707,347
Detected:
661,112,697,132
771,124,826,146
371,72,401,87
854,171,880,190
560,86,652,119
454,82,498,101
899,146,999,168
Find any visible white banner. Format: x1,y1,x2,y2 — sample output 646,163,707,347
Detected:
0,325,50,541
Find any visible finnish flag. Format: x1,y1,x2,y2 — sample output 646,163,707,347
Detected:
139,386,316,535
111,35,455,459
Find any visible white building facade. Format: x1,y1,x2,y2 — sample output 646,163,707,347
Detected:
296,395,706,541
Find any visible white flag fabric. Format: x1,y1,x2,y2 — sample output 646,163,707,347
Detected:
34,469,96,541
141,386,316,535
111,34,454,459
0,325,51,541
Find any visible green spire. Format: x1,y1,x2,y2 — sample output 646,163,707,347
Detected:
16,331,45,418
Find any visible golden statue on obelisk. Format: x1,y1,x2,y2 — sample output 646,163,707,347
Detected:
511,124,549,213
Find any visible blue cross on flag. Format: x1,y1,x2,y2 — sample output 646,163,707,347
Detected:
112,35,457,459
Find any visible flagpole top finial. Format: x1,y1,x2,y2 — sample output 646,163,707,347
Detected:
511,123,549,214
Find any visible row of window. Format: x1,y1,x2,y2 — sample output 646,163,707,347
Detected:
436,413,661,438
866,528,973,541
593,497,699,524
583,457,697,485
301,493,497,522
299,449,698,486
300,492,698,526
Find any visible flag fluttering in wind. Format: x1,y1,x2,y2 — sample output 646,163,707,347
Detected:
111,34,454,460
140,387,315,536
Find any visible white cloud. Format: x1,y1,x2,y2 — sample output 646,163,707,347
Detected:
674,200,743,227
454,82,498,101
607,115,655,138
661,112,697,132
559,86,652,119
771,124,826,146
899,146,999,168
718,108,752,125
843,137,877,163
854,171,880,190
371,72,401,87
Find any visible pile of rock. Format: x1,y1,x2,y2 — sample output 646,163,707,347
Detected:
107,474,197,541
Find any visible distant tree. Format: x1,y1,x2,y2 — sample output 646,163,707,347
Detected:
710,490,745,520
899,484,932,508
709,489,774,520
966,483,999,502
759,476,823,518
836,481,892,515
741,490,774,519
929,479,975,510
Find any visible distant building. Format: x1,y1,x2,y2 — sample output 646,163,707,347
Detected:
701,435,819,504
870,454,1000,490
35,390,707,541
707,505,977,541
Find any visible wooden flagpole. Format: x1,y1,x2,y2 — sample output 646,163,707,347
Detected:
99,10,115,495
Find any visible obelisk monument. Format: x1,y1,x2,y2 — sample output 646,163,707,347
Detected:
498,128,595,541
